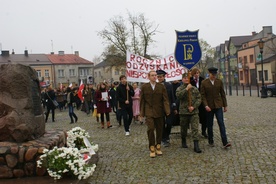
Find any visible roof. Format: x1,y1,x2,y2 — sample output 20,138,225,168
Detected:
47,54,93,65
0,53,51,65
94,60,108,69
229,35,253,47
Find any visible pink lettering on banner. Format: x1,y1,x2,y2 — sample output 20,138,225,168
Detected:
126,51,188,82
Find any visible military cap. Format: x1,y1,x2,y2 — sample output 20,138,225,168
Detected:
156,69,167,76
208,67,218,74
113,81,119,85
182,72,189,78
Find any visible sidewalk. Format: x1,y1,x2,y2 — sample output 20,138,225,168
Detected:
2,95,276,184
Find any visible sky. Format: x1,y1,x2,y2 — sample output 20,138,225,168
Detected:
1,0,275,62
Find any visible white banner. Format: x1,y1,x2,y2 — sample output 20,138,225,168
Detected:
126,51,187,82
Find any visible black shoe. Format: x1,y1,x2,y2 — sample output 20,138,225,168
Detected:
182,138,188,148
52,120,55,122
194,140,202,153
70,122,74,124
208,140,214,147
223,143,231,148
202,132,208,138
162,141,169,147
75,117,78,123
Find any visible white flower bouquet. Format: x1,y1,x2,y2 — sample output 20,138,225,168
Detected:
37,127,98,180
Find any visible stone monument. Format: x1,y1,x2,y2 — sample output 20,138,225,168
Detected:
0,64,67,178
0,64,45,142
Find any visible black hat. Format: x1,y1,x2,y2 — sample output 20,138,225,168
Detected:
208,67,218,74
156,70,167,76
113,81,119,85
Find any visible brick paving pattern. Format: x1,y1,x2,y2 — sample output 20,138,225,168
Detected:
2,95,275,184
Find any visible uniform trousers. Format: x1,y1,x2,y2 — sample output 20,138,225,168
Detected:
146,117,164,148
180,114,200,140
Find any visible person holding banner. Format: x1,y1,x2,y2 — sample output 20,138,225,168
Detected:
176,72,202,153
156,70,177,147
116,75,134,136
140,70,170,158
201,67,231,148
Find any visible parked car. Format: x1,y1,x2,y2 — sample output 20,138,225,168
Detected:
261,84,276,97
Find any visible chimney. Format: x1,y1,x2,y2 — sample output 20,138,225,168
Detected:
58,51,64,55
50,52,54,55
12,49,15,54
1,50,10,56
252,31,256,36
74,51,79,56
24,50,28,56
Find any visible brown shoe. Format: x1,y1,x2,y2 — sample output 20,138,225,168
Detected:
149,146,156,158
155,144,162,156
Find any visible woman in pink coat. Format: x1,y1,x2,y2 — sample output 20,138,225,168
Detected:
132,83,141,124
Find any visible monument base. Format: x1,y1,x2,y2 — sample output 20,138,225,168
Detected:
0,130,67,179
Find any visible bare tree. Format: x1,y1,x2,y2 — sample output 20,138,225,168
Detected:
98,12,160,65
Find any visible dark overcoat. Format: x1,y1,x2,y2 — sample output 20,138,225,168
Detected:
95,89,112,113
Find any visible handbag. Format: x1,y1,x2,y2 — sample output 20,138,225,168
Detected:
46,92,59,107
52,100,59,107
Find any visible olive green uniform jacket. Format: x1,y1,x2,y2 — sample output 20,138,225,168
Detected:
176,84,201,115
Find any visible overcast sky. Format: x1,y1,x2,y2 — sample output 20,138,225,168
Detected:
1,0,275,61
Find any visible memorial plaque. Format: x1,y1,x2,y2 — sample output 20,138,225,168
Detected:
31,79,43,116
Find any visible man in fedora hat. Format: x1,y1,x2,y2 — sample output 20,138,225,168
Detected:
200,67,231,148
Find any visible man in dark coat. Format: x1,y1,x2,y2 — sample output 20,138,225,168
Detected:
140,70,170,158
116,75,134,136
200,67,231,148
156,70,177,147
44,86,56,122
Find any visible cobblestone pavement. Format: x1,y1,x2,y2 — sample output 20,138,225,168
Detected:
2,96,275,184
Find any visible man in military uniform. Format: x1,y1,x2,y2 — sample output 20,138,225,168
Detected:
176,72,202,153
156,70,177,147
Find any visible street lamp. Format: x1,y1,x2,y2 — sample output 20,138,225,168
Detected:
257,39,267,98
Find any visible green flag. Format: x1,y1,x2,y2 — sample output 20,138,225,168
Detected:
256,53,262,61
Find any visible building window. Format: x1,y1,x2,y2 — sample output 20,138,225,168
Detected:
264,70,268,81
239,57,242,63
58,69,64,77
37,70,41,77
243,56,247,64
69,69,75,76
94,72,97,77
80,69,89,76
249,55,254,63
258,71,262,81
240,71,243,80
115,70,119,75
45,70,49,77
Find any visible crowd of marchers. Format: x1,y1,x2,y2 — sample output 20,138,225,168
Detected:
41,67,231,158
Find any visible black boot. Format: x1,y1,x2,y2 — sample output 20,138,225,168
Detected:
182,137,188,148
194,140,202,153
